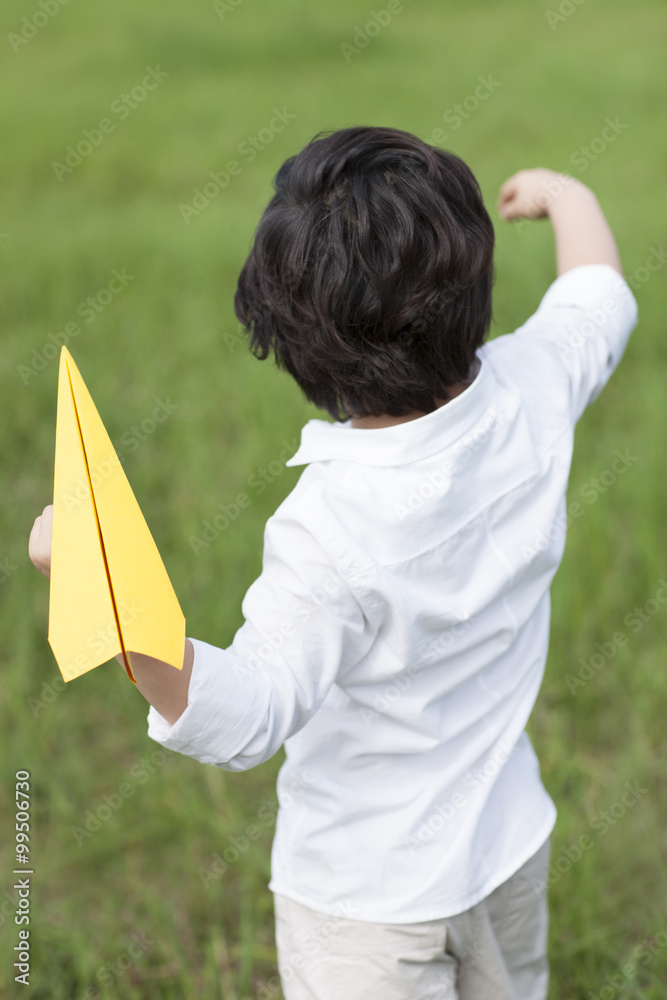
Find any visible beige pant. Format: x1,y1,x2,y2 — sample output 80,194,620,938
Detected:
273,837,550,1000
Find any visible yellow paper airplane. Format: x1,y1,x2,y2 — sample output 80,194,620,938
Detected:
48,346,185,683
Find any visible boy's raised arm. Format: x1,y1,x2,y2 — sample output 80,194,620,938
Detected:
498,168,623,277
494,167,637,428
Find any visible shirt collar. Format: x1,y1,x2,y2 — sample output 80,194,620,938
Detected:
285,352,497,468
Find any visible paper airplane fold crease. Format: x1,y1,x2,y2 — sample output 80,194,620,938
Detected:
48,346,185,683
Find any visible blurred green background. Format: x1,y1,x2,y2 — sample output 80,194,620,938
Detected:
2,0,666,996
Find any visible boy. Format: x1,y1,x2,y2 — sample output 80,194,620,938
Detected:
30,127,638,999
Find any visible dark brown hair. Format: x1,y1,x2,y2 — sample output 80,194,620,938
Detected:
234,126,494,422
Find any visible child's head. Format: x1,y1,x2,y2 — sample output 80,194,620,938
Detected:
234,126,494,423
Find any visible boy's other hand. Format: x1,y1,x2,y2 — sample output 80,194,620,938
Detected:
29,504,53,579
498,167,622,276
498,168,582,221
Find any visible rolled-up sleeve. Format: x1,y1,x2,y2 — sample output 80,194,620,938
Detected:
509,263,638,424
146,507,376,771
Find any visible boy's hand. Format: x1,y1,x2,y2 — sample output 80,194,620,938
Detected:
497,168,581,221
498,168,622,275
29,504,53,579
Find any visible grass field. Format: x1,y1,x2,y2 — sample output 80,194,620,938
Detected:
1,0,666,996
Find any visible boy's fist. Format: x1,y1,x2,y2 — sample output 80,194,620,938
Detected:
498,168,580,221
29,504,53,580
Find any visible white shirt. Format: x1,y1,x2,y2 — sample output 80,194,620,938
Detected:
148,264,638,922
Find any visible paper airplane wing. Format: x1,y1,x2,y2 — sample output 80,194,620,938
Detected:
48,346,185,683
